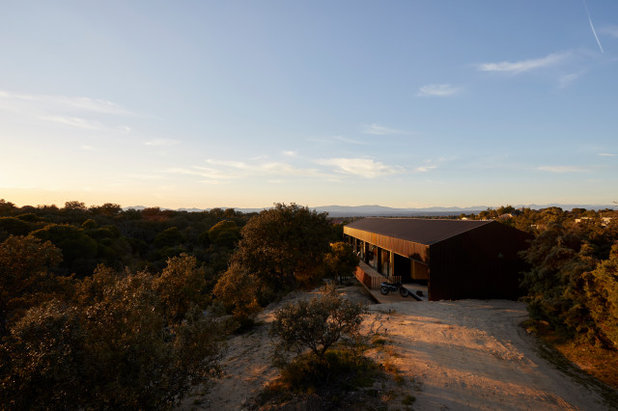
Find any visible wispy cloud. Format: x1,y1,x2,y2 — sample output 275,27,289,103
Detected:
167,158,327,183
598,153,616,157
583,0,604,53
145,138,180,147
361,123,406,135
600,26,618,38
415,165,437,173
0,90,131,116
417,84,460,97
333,135,367,145
40,115,103,130
478,52,569,74
166,166,234,184
282,150,297,157
537,165,589,173
316,158,403,178
558,73,581,88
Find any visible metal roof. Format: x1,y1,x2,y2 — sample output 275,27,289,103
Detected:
344,218,493,245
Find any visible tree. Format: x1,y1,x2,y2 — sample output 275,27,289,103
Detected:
88,203,122,217
31,224,98,276
0,300,86,409
234,203,333,291
0,235,62,336
0,217,31,239
581,243,618,348
271,285,365,358
324,242,359,284
153,254,208,323
520,217,618,346
208,220,240,248
212,261,261,327
1,263,226,409
213,204,335,321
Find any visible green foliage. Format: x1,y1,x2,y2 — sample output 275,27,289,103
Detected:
213,203,336,322
154,226,183,248
324,242,359,283
153,254,208,322
0,199,253,279
0,217,31,240
0,235,63,336
0,300,86,409
0,199,16,214
238,203,333,289
259,287,380,410
271,285,365,358
581,244,618,348
520,216,618,348
31,224,98,276
208,219,240,248
1,258,226,409
276,348,379,393
212,261,261,327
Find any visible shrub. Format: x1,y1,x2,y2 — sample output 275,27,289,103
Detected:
1,262,226,409
271,284,365,359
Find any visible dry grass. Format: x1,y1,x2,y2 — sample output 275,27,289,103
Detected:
524,319,618,408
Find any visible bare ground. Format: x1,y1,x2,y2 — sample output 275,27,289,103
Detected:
182,285,613,410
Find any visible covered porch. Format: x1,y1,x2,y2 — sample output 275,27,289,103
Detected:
354,260,428,303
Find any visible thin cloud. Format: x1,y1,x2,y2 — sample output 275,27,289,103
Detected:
583,0,604,53
478,52,569,74
144,138,180,147
166,166,233,184
558,73,580,88
203,158,325,179
415,165,437,173
333,135,368,145
40,115,103,130
417,84,460,97
537,165,589,173
598,153,616,157
0,89,131,116
282,150,297,157
361,123,406,135
317,158,403,178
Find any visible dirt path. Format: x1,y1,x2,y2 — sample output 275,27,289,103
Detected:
368,300,609,410
183,287,611,410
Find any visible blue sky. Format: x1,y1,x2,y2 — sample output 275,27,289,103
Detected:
1,1,616,208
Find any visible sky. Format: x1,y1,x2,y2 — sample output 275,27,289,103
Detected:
1,0,617,209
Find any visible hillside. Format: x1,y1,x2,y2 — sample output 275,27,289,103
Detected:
184,285,613,410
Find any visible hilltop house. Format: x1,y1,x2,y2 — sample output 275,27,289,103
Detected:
343,218,530,300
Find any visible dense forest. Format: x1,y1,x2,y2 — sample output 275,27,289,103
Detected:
467,205,617,349
0,199,616,408
0,200,349,408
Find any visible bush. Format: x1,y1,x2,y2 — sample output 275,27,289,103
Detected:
1,261,226,409
271,284,365,359
212,262,261,328
278,349,379,393
258,287,382,409
324,242,359,284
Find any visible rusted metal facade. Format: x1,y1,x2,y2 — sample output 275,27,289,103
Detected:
344,218,530,301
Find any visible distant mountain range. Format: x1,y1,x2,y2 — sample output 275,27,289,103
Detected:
124,203,616,217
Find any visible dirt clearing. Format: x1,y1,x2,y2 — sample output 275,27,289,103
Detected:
184,286,613,410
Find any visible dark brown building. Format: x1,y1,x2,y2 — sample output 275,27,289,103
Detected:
343,218,530,300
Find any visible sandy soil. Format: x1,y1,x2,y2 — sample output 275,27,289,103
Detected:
182,286,611,410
